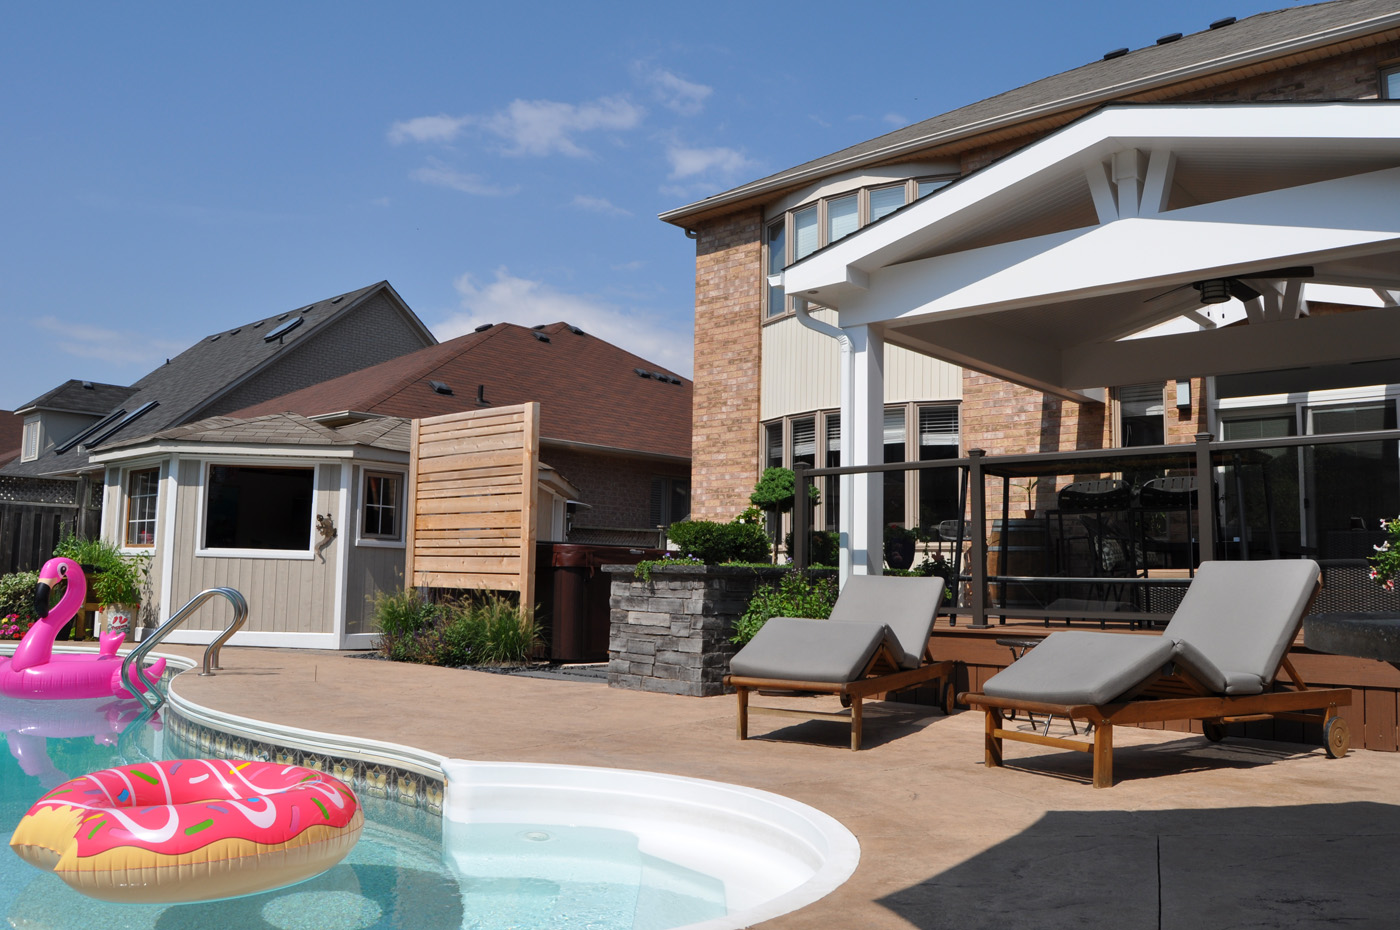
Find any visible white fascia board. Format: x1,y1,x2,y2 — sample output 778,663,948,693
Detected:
837,166,1400,328
89,442,369,464
784,104,1400,302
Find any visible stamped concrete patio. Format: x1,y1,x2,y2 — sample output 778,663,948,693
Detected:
168,646,1398,930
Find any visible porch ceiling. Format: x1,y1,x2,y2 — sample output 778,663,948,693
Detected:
782,103,1400,401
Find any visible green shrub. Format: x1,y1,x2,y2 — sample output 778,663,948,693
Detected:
0,571,39,623
370,586,438,637
376,590,539,666
731,571,838,645
782,530,840,568
666,520,770,564
52,534,149,607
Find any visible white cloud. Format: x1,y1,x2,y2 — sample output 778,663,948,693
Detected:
435,269,693,377
666,144,756,180
571,194,631,217
612,259,645,272
35,317,187,367
647,68,712,116
480,96,644,157
388,114,472,145
410,157,517,196
883,112,910,127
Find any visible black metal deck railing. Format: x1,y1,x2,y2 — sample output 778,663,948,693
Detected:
791,428,1400,628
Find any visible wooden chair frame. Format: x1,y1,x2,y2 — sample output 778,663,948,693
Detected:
725,643,953,751
961,655,1352,787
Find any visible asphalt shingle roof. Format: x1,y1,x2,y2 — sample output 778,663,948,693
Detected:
228,322,692,460
1,281,423,477
662,0,1400,224
14,380,136,416
101,412,411,454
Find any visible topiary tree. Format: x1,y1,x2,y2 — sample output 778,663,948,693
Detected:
749,467,820,562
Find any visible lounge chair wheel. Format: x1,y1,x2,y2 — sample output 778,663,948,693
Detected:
1202,720,1226,743
1325,716,1350,759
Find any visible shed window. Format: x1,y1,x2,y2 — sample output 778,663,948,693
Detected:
204,465,314,551
21,418,39,462
362,472,403,540
125,467,160,547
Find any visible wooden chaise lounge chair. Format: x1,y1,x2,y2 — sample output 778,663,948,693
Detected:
724,575,952,750
961,560,1352,787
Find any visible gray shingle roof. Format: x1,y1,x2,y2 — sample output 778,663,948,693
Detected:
0,281,423,477
661,0,1400,224
99,412,410,454
14,380,137,416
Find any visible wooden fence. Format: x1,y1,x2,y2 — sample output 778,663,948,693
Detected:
404,403,540,611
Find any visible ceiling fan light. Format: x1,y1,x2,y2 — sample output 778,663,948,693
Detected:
1194,279,1231,304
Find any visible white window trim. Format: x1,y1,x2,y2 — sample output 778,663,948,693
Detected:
195,458,322,561
121,463,162,554
355,467,407,549
20,417,40,463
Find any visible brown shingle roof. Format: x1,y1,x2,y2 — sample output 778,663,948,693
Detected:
228,323,692,460
101,412,410,453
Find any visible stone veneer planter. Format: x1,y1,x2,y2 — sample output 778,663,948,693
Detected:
606,564,793,697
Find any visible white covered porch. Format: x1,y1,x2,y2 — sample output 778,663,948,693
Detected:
772,102,1400,581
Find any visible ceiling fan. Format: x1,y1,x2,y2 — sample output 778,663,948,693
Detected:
1145,266,1315,306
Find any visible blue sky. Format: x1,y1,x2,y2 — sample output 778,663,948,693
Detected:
0,0,1296,411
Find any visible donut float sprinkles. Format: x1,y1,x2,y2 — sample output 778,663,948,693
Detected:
9,759,364,903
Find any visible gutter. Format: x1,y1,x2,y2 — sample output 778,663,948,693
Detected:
659,11,1400,225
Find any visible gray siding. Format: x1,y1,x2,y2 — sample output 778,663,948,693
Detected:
345,544,405,635
204,291,432,417
166,459,340,635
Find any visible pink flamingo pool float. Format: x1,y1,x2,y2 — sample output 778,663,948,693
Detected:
0,557,165,699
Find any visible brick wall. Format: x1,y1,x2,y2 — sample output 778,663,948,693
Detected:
204,291,432,417
691,210,763,522
543,446,688,529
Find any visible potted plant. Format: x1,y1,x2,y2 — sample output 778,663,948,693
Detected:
1016,477,1042,518
884,523,918,571
53,535,149,640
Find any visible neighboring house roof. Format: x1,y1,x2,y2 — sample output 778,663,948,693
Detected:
1,281,434,478
228,321,693,461
14,380,137,416
95,412,412,455
661,0,1400,225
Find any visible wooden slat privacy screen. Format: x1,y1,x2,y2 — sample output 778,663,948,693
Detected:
404,402,540,610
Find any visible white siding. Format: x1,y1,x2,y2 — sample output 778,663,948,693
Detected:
760,310,962,420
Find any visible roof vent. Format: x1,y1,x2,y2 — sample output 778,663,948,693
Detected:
210,334,221,342
1209,16,1236,29
532,324,547,330
476,384,489,406
82,381,93,389
263,316,305,343
278,313,289,321
533,332,550,343
253,320,264,328
569,326,585,336
1102,47,1129,60
331,296,343,304
635,368,650,378
474,323,494,333
1156,32,1182,44
429,380,453,395
229,328,241,336
301,304,315,313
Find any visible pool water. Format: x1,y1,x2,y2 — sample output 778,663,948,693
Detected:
0,695,723,930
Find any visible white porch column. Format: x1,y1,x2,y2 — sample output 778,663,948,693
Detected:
840,324,885,581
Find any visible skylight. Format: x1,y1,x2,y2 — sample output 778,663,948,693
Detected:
83,401,160,449
263,316,305,343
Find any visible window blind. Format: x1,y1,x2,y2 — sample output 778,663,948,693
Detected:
794,205,819,259
919,406,959,445
825,413,840,454
791,417,816,459
1119,382,1165,417
883,408,905,444
827,194,858,243
869,186,905,222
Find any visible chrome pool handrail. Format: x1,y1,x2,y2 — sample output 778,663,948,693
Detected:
121,587,248,710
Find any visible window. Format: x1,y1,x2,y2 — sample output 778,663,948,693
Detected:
362,471,403,541
1118,383,1165,447
823,413,841,531
883,409,907,528
21,418,39,462
125,468,160,547
917,405,960,533
649,476,691,526
1382,65,1400,99
764,175,957,317
203,464,314,552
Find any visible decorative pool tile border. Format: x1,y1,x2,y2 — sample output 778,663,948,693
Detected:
164,710,445,814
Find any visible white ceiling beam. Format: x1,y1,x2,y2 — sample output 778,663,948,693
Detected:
1139,149,1177,217
1373,288,1400,307
1060,305,1400,388
886,327,1104,405
1085,161,1117,224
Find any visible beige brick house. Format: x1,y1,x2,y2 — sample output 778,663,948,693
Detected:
662,0,1400,576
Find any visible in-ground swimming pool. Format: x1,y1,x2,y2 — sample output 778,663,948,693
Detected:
2,665,859,930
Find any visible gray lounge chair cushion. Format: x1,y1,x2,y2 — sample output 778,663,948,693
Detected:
982,631,1175,706
828,575,944,669
1163,560,1319,694
729,616,893,683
